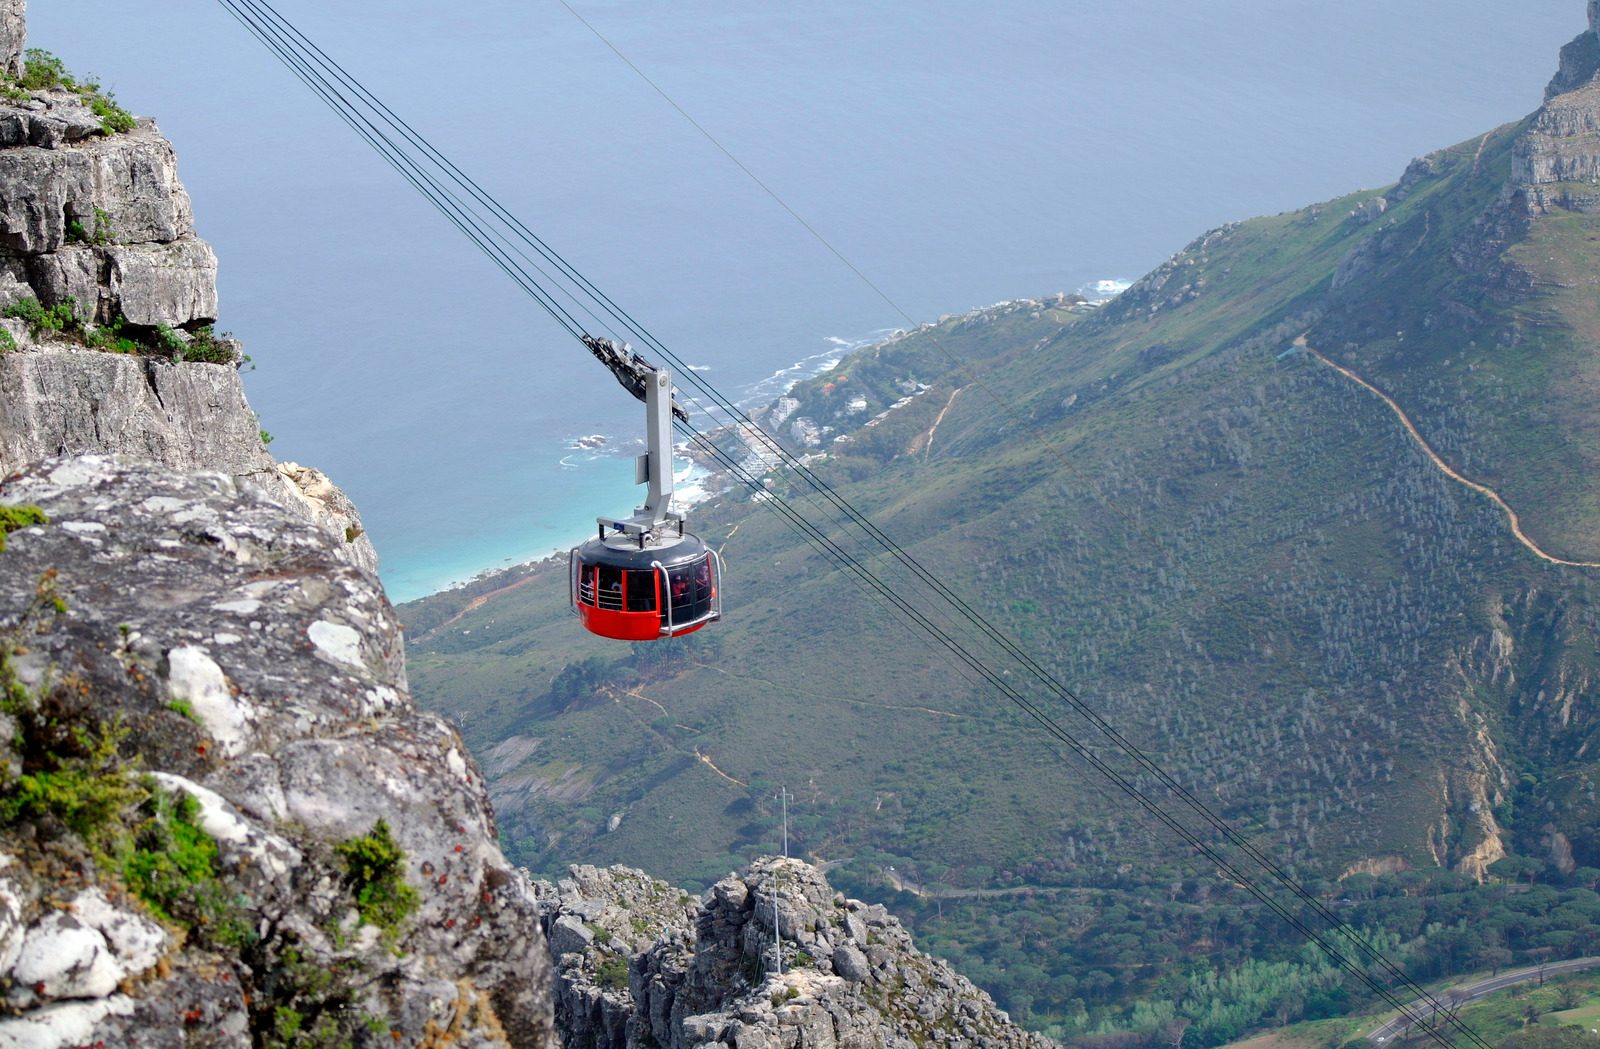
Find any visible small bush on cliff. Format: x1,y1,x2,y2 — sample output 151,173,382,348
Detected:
178,326,240,365
0,578,141,848
88,93,135,135
67,207,116,247
4,296,81,337
597,954,630,990
336,820,420,943
20,49,71,91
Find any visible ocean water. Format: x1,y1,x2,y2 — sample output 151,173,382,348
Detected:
27,1,1586,600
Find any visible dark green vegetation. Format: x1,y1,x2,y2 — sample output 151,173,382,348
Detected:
2,297,239,364
405,75,1600,1046
5,48,135,133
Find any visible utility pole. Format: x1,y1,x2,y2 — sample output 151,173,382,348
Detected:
775,786,792,858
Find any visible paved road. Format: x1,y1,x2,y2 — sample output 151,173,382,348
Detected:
1367,956,1600,1043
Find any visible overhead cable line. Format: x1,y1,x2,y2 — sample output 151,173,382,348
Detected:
217,6,1496,1046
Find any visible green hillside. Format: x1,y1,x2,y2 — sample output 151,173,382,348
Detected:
402,41,1600,1045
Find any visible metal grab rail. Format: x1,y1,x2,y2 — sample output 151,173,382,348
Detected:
653,561,672,636
710,548,726,622
568,548,582,615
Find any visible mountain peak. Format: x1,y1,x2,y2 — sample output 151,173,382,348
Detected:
1545,1,1600,98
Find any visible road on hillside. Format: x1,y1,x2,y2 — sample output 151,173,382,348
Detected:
1294,335,1600,570
1367,956,1600,1043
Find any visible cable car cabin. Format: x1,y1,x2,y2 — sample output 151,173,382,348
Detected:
570,530,721,641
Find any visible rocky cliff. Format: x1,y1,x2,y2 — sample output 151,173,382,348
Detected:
0,4,557,1044
0,3,376,573
0,456,556,1047
533,859,1055,1049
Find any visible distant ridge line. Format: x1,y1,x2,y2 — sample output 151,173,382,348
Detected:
1295,334,1600,569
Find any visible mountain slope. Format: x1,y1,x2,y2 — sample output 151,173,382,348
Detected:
404,11,1600,1039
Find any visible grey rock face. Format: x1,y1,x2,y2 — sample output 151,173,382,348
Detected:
0,455,557,1048
0,0,20,78
534,858,1054,1049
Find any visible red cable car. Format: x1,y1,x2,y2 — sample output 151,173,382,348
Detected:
570,340,723,640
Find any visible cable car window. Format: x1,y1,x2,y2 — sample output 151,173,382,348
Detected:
596,565,624,611
625,570,657,612
667,557,713,621
577,564,597,606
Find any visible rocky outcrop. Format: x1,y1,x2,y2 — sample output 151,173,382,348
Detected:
0,80,217,327
0,6,377,573
1545,1,1600,98
535,858,1054,1049
1512,80,1600,213
0,455,556,1047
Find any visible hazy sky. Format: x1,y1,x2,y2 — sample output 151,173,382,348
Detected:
23,1,1588,597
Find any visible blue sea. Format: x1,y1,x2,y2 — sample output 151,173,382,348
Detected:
31,1,1585,600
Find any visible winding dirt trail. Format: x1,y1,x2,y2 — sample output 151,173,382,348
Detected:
1296,335,1600,569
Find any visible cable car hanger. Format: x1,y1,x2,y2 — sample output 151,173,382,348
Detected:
568,336,723,641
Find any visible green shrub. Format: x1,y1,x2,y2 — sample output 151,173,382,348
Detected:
180,327,238,365
335,820,420,942
4,297,80,336
0,328,14,353
20,49,72,91
120,788,229,927
88,94,134,135
86,315,139,354
14,50,135,135
0,697,139,846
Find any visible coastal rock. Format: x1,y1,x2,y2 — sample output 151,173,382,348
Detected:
0,454,557,1047
534,858,1054,1049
